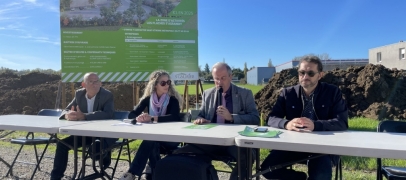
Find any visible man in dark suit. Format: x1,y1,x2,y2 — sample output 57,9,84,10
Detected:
178,62,260,180
50,72,115,180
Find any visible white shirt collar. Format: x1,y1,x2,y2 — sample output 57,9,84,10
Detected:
85,93,96,113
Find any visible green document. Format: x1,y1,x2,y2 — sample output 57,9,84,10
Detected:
60,0,198,82
238,126,282,138
184,124,218,130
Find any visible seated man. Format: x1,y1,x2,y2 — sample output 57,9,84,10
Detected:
176,62,260,180
50,72,116,180
261,55,348,180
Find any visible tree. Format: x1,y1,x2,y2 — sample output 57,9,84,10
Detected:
149,8,159,16
204,63,210,74
111,0,121,12
164,0,175,16
243,62,248,78
268,59,274,67
232,68,244,80
135,0,146,27
88,0,95,7
198,65,204,77
60,0,72,11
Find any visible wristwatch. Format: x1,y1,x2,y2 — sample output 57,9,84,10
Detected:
151,117,157,123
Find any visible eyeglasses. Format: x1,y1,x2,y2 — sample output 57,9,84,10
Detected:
298,70,319,77
159,80,171,86
86,80,101,85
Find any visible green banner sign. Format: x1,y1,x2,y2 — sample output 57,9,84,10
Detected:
60,0,198,82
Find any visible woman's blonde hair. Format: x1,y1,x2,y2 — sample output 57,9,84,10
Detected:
140,70,183,108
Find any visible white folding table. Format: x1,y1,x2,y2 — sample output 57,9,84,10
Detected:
0,114,93,180
59,120,248,179
235,128,406,179
59,121,246,145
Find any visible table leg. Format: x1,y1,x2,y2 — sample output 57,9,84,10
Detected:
72,136,78,180
237,147,241,180
81,136,86,179
247,148,252,180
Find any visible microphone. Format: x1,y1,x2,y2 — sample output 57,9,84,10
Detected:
218,87,223,107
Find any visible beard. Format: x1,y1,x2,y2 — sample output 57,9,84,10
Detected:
300,79,317,89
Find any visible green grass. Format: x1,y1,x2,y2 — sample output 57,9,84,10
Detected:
174,83,265,95
1,117,404,180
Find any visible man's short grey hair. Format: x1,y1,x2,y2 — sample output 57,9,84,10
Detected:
212,62,232,76
83,72,98,82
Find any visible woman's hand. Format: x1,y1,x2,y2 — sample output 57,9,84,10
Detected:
136,113,151,123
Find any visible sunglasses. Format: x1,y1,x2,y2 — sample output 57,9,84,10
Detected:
159,80,172,86
298,70,319,77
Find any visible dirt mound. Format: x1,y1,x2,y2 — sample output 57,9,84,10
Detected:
255,64,406,120
0,72,174,115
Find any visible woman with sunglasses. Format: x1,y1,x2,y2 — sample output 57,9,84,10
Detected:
119,70,183,180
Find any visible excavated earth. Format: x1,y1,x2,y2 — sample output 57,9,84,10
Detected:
255,64,406,120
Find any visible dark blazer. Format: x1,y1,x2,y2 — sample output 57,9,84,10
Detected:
267,82,348,131
197,83,260,125
128,96,181,123
59,87,116,147
60,87,114,120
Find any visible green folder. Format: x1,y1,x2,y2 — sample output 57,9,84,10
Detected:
183,124,218,130
238,126,282,138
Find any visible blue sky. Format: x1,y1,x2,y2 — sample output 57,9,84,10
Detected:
0,0,405,70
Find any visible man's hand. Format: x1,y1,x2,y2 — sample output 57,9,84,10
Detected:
194,118,210,124
285,117,314,132
65,106,77,121
66,106,85,121
136,113,151,123
216,106,232,121
299,117,314,131
75,106,85,120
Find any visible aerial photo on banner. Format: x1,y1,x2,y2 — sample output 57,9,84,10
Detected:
60,0,198,82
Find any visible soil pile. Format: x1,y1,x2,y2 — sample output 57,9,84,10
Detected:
0,71,147,115
255,64,406,120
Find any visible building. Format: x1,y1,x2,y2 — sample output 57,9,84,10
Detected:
275,59,368,72
369,41,406,69
246,67,276,85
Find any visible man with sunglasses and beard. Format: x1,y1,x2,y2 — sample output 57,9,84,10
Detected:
261,55,348,180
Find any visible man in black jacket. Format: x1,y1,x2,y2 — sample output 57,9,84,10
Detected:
261,56,348,180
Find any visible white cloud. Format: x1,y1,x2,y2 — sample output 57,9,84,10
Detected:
18,34,60,45
0,56,20,67
23,0,37,4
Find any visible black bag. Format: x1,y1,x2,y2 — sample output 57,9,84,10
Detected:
153,154,219,180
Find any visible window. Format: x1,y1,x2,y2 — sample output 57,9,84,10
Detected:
377,52,382,63
400,48,405,60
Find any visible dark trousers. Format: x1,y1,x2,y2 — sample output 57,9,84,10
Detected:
128,140,180,176
50,136,113,180
261,150,334,180
174,144,254,180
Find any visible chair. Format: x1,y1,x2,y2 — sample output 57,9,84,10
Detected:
377,120,406,180
77,110,133,179
179,112,192,122
7,109,62,180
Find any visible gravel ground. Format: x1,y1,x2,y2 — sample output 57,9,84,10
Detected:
0,142,267,180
